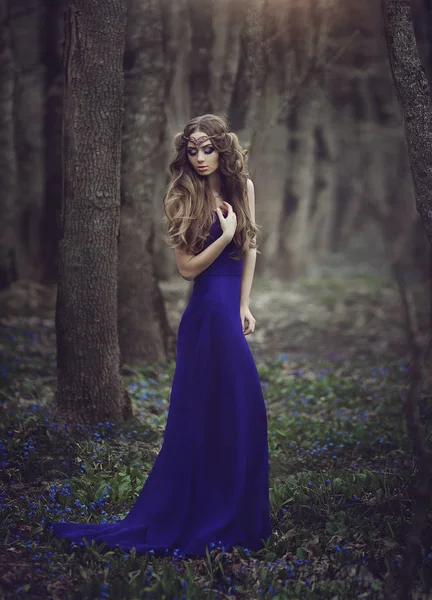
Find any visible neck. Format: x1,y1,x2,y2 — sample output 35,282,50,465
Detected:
207,171,222,197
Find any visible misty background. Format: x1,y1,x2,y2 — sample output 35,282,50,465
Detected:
1,0,431,291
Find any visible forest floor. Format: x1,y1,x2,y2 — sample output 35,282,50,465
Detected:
0,274,431,599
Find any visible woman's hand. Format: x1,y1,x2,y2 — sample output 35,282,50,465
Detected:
216,201,237,241
240,305,256,336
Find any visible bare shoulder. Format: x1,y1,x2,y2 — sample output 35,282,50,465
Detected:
246,178,256,220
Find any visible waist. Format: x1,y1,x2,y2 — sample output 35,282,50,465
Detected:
194,262,244,280
191,272,242,298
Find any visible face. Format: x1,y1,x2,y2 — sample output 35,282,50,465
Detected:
186,131,220,176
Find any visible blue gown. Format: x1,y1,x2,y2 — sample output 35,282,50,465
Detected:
51,212,272,557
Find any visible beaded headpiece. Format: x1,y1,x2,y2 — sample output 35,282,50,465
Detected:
182,133,218,147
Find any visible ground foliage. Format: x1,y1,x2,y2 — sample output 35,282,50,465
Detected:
0,275,431,599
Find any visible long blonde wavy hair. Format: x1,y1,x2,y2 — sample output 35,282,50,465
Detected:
162,114,260,260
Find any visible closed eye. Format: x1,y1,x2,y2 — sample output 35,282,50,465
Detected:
187,145,215,156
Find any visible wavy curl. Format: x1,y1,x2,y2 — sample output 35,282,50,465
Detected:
162,114,261,260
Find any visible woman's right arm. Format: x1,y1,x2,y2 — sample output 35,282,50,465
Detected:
175,202,237,281
175,233,231,281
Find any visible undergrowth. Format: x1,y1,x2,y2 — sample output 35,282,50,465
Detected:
0,321,431,599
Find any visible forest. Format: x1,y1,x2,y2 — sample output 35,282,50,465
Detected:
1,0,432,598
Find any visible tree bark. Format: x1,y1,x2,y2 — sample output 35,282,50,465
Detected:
381,1,432,242
310,94,338,260
381,0,432,371
210,0,243,118
381,2,432,598
52,0,130,428
187,0,213,116
249,69,289,277
118,0,175,367
40,0,64,283
0,0,18,289
228,0,265,134
9,0,45,281
160,0,190,133
281,97,319,278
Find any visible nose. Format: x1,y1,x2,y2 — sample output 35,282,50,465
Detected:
197,153,205,163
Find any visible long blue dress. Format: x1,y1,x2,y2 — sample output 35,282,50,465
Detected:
51,212,272,557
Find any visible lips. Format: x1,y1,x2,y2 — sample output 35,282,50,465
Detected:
197,166,208,170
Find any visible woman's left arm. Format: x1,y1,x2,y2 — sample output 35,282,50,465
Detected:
240,179,257,336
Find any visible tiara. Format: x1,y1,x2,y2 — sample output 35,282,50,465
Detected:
182,132,230,146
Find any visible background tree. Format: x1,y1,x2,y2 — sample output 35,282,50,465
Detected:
40,0,64,284
117,0,175,367
8,0,46,282
187,0,214,116
52,0,131,428
0,0,17,289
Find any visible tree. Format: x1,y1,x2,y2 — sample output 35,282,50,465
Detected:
40,0,65,284
381,1,432,598
187,0,214,116
52,0,131,428
0,0,17,289
9,0,46,281
117,0,175,367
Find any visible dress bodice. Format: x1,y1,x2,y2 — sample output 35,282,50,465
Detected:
194,211,244,279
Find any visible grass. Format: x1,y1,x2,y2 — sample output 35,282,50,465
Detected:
0,322,432,599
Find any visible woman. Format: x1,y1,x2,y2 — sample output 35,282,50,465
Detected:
51,114,272,557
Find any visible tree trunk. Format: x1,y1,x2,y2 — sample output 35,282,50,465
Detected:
40,0,64,284
228,0,265,134
381,0,432,367
381,1,432,242
187,0,213,116
118,0,175,367
152,0,189,281
210,0,243,118
381,2,432,598
52,0,130,428
160,0,190,133
9,0,45,281
0,1,17,289
252,74,289,277
312,108,338,259
245,0,292,276
282,98,319,278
